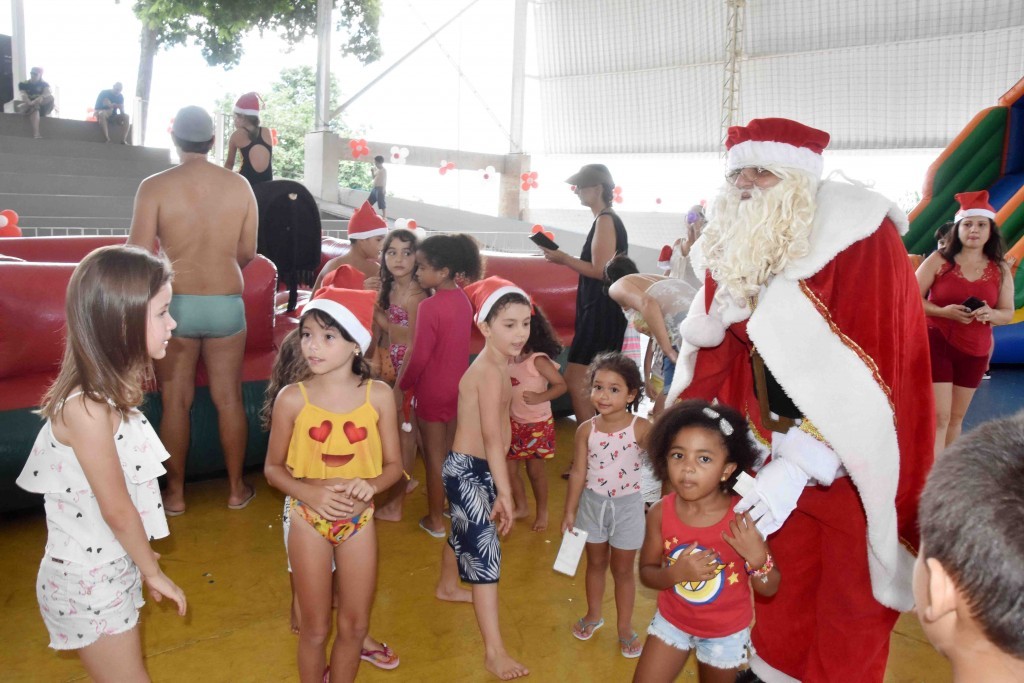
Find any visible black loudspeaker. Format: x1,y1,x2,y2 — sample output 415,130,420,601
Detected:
0,35,12,106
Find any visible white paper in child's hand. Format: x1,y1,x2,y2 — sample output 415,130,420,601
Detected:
553,527,588,576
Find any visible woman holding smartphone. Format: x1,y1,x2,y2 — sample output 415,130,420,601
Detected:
539,164,629,428
916,191,1014,456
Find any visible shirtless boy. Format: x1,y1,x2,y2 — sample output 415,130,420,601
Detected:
313,201,388,291
435,277,531,680
128,105,258,515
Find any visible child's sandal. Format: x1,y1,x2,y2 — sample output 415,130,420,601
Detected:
571,616,604,641
360,643,400,670
619,632,643,658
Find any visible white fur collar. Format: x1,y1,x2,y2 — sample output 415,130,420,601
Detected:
783,180,908,281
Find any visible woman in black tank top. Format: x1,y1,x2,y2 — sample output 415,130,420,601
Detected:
225,93,273,185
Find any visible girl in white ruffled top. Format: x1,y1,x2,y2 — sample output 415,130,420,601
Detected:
17,245,187,680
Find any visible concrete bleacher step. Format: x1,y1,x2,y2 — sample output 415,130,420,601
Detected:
0,151,171,179
0,193,134,219
0,132,170,164
0,112,134,146
0,171,142,197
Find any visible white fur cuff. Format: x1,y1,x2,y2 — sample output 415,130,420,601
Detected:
682,313,727,348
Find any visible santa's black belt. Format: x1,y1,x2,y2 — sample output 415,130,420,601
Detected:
751,347,803,433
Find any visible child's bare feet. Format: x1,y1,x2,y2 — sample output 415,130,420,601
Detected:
374,502,402,522
485,650,530,680
531,511,548,532
406,478,420,493
513,505,530,520
435,583,473,603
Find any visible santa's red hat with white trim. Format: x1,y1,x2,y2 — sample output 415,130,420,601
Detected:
233,92,261,116
347,201,389,240
465,276,529,324
954,190,996,222
725,117,830,180
302,287,376,353
657,245,673,271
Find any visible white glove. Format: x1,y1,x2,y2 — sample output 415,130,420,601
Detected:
733,451,810,537
775,426,843,486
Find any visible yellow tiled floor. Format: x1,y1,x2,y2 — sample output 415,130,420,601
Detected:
1,418,950,682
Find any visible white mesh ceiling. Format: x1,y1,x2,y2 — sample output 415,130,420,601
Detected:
531,0,1024,153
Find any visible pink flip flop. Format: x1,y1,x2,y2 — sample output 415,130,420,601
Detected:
361,642,400,670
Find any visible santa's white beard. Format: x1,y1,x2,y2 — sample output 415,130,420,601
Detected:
702,173,817,303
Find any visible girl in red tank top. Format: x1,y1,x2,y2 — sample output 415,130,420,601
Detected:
634,400,780,682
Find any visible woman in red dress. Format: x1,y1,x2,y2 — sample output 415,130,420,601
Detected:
916,191,1015,457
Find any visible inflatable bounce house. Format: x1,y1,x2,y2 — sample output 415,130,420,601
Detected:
0,234,577,513
905,75,1024,363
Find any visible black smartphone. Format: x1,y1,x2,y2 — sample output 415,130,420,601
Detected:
962,296,985,311
529,232,560,251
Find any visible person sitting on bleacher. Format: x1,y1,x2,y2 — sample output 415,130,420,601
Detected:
94,82,129,144
17,66,54,139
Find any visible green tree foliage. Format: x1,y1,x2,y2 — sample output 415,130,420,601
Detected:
218,66,373,190
131,0,381,140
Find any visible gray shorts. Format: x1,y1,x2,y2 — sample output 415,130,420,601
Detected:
575,488,645,550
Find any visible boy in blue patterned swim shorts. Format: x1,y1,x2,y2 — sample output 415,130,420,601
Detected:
435,277,532,680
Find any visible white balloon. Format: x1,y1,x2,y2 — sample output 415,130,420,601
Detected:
0,216,7,228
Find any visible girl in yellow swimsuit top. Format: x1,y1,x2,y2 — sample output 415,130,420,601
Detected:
287,380,383,479
263,286,402,681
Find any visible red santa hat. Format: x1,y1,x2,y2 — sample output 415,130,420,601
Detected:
465,276,529,324
954,190,996,222
657,245,673,271
233,92,261,116
302,286,376,353
725,118,830,180
321,264,366,290
347,201,389,240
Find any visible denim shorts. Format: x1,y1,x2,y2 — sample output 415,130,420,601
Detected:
648,609,752,669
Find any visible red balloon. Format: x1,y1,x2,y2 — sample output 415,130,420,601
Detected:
543,231,555,241
0,223,22,238
0,209,19,225
407,220,417,230
531,224,544,234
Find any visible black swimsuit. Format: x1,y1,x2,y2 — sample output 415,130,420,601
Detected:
239,128,273,185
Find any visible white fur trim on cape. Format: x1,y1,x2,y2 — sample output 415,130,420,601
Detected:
748,277,914,610
727,140,824,180
785,180,908,280
750,654,800,683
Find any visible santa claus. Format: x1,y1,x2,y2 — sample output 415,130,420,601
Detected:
667,118,934,682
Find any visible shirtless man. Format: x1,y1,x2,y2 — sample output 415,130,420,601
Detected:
128,105,258,515
435,277,530,681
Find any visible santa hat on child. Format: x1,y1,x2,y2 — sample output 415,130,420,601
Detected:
725,117,831,180
233,92,261,116
302,286,376,353
347,201,389,240
954,191,996,222
322,264,366,290
657,245,673,271
465,277,529,324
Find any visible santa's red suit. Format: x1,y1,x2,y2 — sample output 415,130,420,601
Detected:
668,179,934,682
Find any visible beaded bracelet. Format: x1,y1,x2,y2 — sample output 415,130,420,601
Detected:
744,552,774,584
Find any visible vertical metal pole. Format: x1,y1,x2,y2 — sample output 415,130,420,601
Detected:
508,0,528,155
314,0,332,131
10,0,27,112
720,0,745,151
